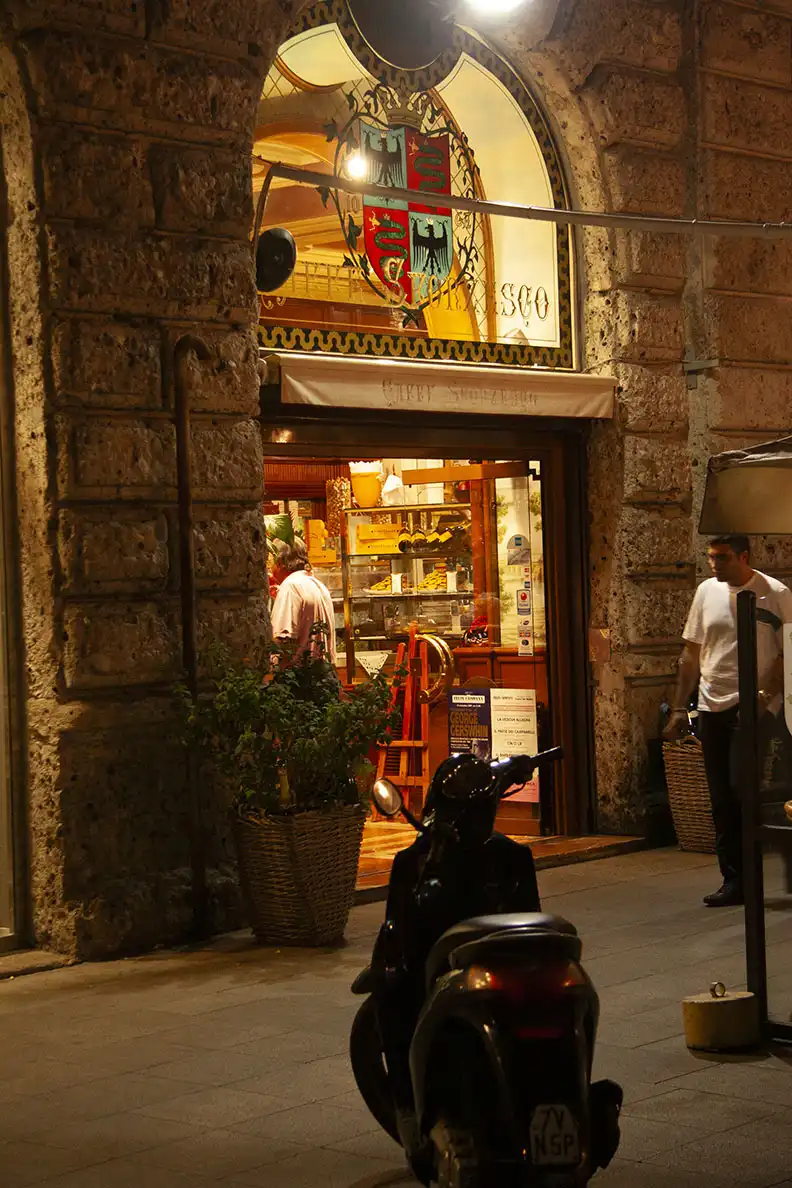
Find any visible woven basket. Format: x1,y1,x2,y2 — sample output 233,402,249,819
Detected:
662,736,716,854
232,803,366,946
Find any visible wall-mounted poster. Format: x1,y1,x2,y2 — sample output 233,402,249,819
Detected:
448,690,492,761
490,688,540,803
448,687,540,801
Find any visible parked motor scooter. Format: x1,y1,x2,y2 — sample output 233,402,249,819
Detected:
350,749,621,1187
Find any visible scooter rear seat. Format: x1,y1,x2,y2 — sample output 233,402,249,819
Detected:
426,913,581,989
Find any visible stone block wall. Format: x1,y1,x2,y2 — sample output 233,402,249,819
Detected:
2,0,792,953
0,0,302,956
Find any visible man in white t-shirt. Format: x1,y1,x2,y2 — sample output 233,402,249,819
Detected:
270,539,337,665
664,534,792,907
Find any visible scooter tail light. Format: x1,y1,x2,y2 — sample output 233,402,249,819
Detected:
465,965,504,992
464,961,586,1001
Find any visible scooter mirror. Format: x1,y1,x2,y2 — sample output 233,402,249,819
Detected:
372,778,404,818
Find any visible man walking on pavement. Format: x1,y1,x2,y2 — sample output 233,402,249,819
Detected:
664,534,792,907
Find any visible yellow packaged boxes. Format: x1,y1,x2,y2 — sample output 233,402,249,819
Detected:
355,523,401,556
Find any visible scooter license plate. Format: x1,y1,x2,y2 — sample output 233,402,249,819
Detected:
529,1104,580,1166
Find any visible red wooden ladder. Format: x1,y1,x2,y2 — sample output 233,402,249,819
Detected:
374,626,431,819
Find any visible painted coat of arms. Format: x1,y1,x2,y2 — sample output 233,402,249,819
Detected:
359,119,453,304
320,86,481,327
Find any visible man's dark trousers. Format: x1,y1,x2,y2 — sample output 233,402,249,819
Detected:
698,706,775,886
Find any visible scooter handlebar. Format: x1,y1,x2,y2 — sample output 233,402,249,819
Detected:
535,746,564,767
492,747,564,796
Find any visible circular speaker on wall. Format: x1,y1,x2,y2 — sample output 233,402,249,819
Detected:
256,228,297,293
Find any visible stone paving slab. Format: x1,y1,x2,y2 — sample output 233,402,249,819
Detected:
0,949,74,982
1,848,792,1187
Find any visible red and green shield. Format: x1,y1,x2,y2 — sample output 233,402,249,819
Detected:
358,121,453,305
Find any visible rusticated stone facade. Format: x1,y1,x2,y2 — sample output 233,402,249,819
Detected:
513,0,792,829
0,0,304,956
0,0,790,955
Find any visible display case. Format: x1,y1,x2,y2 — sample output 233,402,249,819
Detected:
342,501,476,683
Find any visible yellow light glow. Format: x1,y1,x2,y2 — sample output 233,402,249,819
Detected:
345,153,367,180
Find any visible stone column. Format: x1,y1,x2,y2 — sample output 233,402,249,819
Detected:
0,0,302,956
698,0,792,585
503,0,694,831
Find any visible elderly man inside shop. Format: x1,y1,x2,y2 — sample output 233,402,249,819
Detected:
269,538,337,665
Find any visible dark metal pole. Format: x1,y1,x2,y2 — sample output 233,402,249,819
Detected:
252,165,277,264
174,333,211,939
737,588,768,1025
254,159,792,242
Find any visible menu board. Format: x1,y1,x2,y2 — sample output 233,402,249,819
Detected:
448,687,540,802
490,688,540,803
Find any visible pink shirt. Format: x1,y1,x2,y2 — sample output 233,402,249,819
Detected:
270,569,337,664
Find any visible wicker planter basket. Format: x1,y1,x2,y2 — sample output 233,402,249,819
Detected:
233,803,366,946
662,736,716,854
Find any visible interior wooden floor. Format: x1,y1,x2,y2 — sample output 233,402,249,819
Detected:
356,820,646,899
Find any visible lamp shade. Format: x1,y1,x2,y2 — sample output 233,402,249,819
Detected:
699,435,792,536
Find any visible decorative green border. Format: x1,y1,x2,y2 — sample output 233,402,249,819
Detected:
261,0,575,370
259,322,573,368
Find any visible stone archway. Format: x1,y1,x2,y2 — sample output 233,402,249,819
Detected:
255,1,672,835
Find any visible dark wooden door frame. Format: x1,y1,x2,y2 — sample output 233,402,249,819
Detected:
258,402,596,837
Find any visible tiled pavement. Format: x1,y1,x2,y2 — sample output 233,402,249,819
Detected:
2,848,792,1187
356,821,644,894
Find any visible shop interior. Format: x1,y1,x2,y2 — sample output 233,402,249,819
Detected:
264,449,607,888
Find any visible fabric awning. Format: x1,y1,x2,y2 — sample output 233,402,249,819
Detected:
699,436,792,535
265,352,615,420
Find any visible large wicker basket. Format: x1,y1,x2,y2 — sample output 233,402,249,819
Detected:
233,803,366,946
662,736,717,854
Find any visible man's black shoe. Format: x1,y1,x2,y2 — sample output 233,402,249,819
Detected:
703,882,744,907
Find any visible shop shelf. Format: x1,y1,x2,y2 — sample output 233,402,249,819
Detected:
352,590,474,599
341,503,467,517
355,633,467,643
347,552,470,561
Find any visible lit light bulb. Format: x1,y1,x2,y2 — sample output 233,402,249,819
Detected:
345,153,367,180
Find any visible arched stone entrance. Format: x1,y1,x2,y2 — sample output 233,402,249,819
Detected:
253,3,611,850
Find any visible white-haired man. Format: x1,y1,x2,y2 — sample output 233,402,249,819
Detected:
270,539,337,665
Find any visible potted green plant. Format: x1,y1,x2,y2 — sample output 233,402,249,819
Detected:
180,629,399,946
